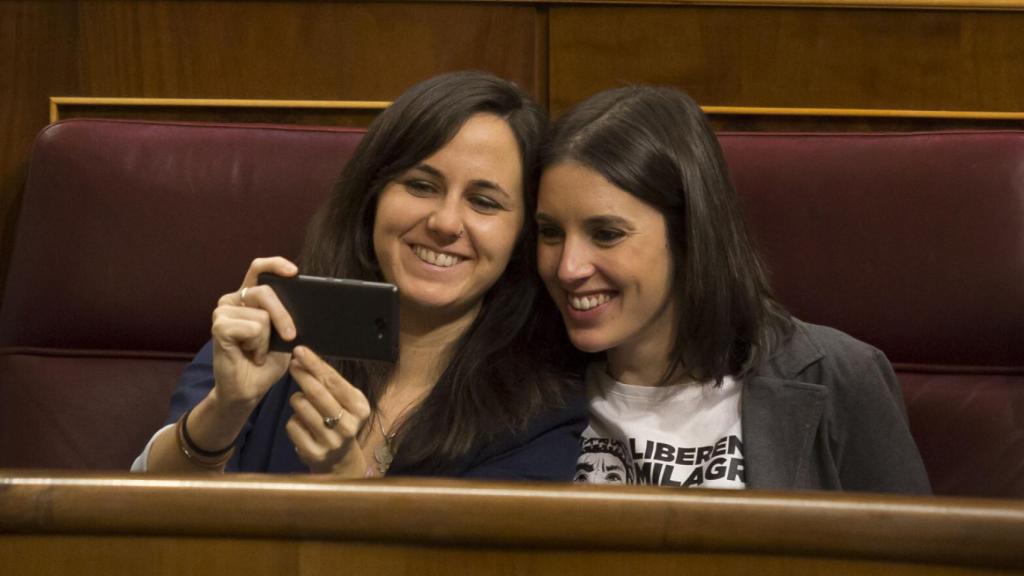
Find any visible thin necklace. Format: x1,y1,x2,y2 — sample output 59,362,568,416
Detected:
372,386,429,476
373,412,397,475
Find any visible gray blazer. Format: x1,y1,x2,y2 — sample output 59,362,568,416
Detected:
742,321,932,494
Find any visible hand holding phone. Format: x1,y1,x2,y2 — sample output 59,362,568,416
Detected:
257,273,399,362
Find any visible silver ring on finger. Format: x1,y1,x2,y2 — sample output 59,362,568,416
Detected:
323,409,344,430
239,286,249,307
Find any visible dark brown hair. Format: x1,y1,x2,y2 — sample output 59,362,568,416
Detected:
300,71,571,472
540,86,792,384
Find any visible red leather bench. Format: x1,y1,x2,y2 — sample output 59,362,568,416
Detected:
2,119,1020,498
0,119,362,471
721,132,1024,497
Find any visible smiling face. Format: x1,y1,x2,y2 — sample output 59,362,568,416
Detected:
536,161,677,370
373,113,524,324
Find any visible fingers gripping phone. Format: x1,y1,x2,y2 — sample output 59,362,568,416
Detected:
257,273,399,363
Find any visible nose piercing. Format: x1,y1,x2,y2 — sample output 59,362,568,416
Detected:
457,228,464,239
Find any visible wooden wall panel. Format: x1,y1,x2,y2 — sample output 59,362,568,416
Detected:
73,2,541,101
548,6,1024,118
51,101,385,127
5,0,1024,309
0,1,80,312
0,1,542,309
2,535,1013,576
707,114,1024,132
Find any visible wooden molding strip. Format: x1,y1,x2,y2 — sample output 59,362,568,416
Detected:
49,97,391,123
703,105,1024,120
459,0,1024,11
49,98,1024,125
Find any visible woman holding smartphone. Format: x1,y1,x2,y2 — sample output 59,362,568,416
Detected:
134,71,584,479
533,86,931,493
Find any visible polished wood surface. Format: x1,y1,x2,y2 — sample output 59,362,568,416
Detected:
494,0,1024,8
704,105,1024,120
49,97,392,123
548,5,1024,117
1,471,1023,574
0,1,77,312
704,105,1024,131
48,96,392,126
72,2,541,100
0,0,540,308
2,536,1016,576
4,0,1024,310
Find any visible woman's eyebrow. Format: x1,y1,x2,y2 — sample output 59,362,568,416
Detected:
585,214,636,230
409,163,445,180
469,179,511,201
411,164,511,201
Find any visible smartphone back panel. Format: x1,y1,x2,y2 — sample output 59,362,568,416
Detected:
258,273,399,362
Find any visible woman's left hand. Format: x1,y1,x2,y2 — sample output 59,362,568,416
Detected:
285,346,372,477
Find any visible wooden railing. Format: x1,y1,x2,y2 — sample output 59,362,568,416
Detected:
2,471,1022,575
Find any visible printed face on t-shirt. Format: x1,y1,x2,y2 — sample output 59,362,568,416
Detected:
574,451,629,484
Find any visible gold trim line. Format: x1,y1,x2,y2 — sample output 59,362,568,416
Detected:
49,97,1024,124
456,0,1024,11
50,97,391,123
703,105,1024,120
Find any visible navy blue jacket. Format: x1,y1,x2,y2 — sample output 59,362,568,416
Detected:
165,342,587,480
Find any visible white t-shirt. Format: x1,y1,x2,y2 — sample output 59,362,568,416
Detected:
576,363,746,489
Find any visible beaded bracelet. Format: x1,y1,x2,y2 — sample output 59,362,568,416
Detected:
175,408,234,469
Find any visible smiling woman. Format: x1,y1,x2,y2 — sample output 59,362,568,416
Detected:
535,86,931,494
537,161,676,360
374,114,524,321
132,71,586,479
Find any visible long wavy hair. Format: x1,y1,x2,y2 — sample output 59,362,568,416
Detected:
300,71,572,472
540,86,792,384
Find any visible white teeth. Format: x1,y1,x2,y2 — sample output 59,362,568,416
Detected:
569,293,611,311
413,245,461,268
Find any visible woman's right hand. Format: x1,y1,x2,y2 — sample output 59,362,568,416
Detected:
210,256,299,409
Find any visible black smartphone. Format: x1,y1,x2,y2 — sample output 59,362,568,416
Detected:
257,273,399,362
